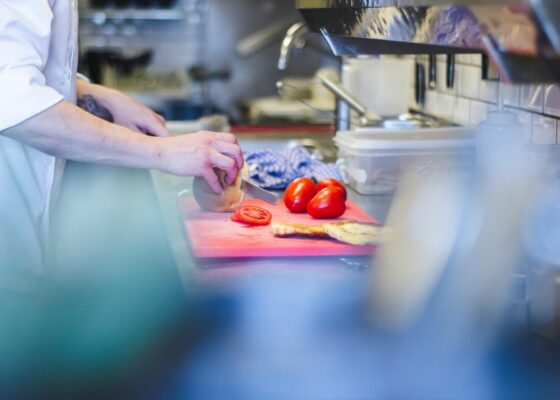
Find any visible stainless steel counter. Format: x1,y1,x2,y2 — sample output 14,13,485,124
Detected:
150,130,393,289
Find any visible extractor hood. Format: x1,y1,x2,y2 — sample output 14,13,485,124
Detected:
297,0,560,83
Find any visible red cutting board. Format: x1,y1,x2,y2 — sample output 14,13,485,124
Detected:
179,196,379,259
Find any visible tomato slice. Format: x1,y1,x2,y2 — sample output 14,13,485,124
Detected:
232,205,272,226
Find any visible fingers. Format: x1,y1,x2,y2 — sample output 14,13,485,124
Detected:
155,113,166,124
209,131,238,144
143,116,172,137
211,141,244,169
201,169,223,194
201,131,243,168
209,150,238,185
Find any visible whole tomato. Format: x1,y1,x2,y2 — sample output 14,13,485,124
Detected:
284,178,317,213
307,186,346,219
317,178,347,200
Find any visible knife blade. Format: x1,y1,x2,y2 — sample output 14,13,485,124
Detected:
241,179,278,205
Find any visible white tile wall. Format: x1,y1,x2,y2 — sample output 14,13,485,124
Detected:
470,100,489,124
409,55,559,147
520,85,545,113
424,90,439,117
452,97,471,126
499,83,521,108
458,65,481,99
436,93,455,120
479,80,498,104
507,107,534,142
544,84,560,117
456,54,482,66
532,116,557,145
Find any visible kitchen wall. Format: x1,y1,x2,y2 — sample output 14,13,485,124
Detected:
79,0,324,119
202,0,324,120
412,55,560,145
79,0,207,71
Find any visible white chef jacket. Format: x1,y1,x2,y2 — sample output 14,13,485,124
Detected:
0,0,79,291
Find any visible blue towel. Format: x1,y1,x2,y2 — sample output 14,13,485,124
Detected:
245,145,343,190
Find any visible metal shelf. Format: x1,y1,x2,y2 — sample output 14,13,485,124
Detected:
297,0,523,8
297,1,560,83
79,8,186,22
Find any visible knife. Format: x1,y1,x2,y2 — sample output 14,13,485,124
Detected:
241,179,278,205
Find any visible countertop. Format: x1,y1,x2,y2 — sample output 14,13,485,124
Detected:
150,129,394,289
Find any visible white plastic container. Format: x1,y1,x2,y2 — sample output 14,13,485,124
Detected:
342,57,414,117
334,127,475,195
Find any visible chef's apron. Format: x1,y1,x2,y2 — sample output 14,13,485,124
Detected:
0,0,78,291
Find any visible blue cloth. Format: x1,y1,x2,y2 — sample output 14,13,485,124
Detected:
245,145,343,190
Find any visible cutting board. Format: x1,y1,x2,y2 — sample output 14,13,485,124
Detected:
179,196,379,259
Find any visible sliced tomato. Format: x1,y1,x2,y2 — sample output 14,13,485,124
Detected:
232,205,272,226
317,178,347,200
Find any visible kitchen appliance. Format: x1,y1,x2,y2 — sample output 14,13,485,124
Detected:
179,198,378,259
335,127,475,195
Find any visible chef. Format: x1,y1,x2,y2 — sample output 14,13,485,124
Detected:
0,0,243,291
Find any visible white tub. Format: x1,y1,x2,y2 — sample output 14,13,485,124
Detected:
334,127,475,195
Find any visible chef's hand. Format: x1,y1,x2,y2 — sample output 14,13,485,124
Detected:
157,131,244,193
77,80,171,137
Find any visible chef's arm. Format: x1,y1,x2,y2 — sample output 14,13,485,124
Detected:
2,101,243,193
76,79,171,138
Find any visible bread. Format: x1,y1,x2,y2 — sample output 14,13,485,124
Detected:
269,221,330,238
270,220,387,245
193,164,249,212
323,221,386,246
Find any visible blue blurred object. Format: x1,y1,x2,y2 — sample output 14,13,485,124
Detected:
525,182,560,268
245,145,343,189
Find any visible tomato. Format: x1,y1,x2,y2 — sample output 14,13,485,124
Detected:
284,178,317,213
231,205,272,226
307,186,346,219
317,178,347,200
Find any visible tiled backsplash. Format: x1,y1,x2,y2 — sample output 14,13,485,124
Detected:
411,55,560,145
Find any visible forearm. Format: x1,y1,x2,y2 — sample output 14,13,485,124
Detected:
2,100,162,170
2,94,243,193
76,80,114,121
75,80,170,137
77,80,116,106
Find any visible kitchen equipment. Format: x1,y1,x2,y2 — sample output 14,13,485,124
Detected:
240,180,278,205
237,15,299,58
415,60,426,107
335,127,475,195
318,73,441,129
317,73,381,125
342,57,414,118
278,22,308,71
446,54,456,89
428,54,437,90
179,197,379,258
